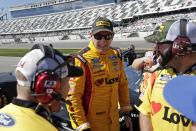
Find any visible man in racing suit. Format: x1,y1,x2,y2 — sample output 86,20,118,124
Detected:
0,44,83,131
135,19,196,131
66,17,133,131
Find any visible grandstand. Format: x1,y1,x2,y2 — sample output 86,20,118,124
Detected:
0,0,196,44
9,0,115,18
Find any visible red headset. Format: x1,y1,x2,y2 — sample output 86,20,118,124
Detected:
159,19,196,67
30,44,64,104
172,19,192,56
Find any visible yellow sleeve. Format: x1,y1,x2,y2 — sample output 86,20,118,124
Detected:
135,72,153,117
66,58,90,130
140,72,151,93
118,58,132,113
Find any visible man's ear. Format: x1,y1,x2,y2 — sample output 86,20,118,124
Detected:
89,32,93,38
112,34,114,40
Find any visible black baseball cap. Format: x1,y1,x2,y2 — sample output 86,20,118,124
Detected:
91,17,114,35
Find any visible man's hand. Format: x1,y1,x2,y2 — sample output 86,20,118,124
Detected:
124,116,133,131
143,57,153,70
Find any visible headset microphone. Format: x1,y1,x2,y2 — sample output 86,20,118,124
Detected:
52,92,72,105
52,93,64,101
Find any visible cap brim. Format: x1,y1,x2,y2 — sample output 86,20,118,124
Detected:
144,34,156,43
92,28,114,35
144,35,171,44
67,65,83,77
163,75,196,122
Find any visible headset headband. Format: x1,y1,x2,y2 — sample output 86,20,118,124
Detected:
180,19,196,52
31,44,61,66
179,19,187,37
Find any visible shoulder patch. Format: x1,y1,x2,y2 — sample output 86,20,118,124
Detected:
0,113,16,127
160,74,172,81
110,47,122,59
78,47,90,55
72,47,90,65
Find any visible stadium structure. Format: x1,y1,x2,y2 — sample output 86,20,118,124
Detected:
0,0,196,44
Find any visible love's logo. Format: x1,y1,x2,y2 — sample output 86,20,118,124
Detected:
152,101,162,115
95,78,104,87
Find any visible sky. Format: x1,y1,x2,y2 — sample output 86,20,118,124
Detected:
0,0,114,18
0,0,46,13
0,0,114,14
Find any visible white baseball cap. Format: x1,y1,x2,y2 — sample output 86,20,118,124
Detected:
166,20,196,43
16,49,83,86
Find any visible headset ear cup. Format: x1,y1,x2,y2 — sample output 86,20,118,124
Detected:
34,72,61,104
30,44,63,104
172,19,191,55
172,38,181,55
172,37,191,55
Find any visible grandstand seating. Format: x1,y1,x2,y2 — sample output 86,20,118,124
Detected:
0,0,196,41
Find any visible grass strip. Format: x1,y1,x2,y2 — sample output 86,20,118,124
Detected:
0,48,147,57
0,49,80,57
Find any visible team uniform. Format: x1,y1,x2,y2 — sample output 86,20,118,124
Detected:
139,69,161,93
0,99,58,131
139,72,152,93
66,41,132,131
135,65,196,131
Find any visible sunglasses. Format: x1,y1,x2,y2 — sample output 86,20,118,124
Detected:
94,33,113,40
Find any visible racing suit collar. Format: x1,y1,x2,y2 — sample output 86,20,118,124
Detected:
89,40,110,55
12,98,38,108
12,98,50,120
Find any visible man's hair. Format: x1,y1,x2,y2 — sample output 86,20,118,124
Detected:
16,70,27,82
15,70,32,99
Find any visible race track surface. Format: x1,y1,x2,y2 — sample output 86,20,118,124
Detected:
0,37,152,50
0,37,152,73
